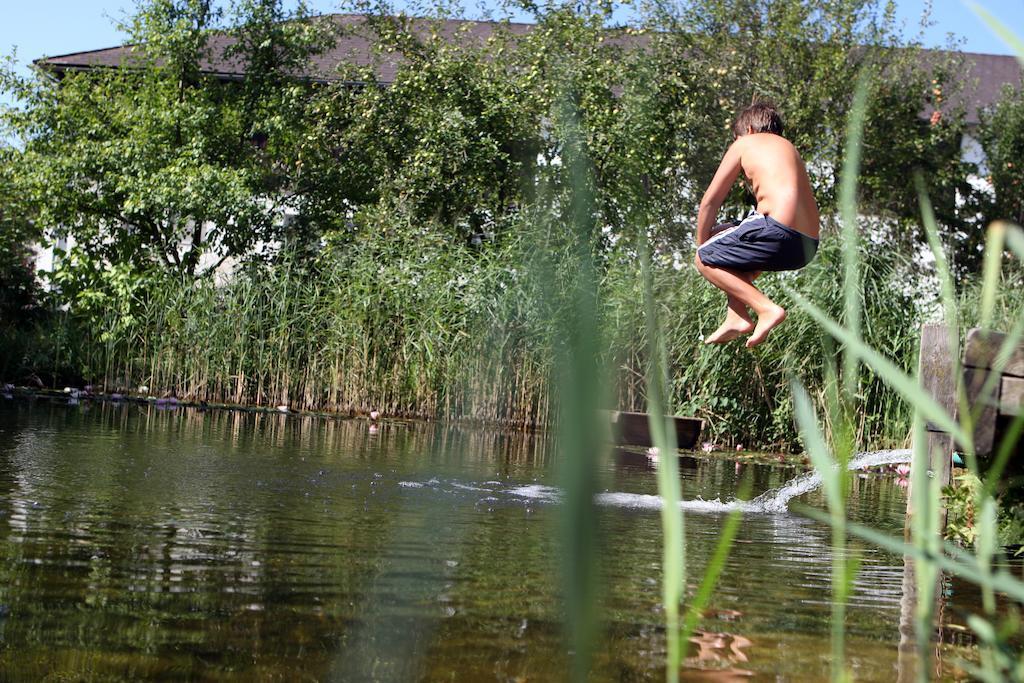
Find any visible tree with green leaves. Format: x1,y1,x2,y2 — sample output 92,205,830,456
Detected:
978,81,1024,228
0,0,335,286
0,144,39,326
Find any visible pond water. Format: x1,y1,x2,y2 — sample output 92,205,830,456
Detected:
0,399,968,680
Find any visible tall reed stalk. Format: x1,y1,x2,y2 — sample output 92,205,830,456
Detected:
639,233,685,680
549,90,607,682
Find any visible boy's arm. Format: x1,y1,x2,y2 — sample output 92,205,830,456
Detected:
696,140,743,245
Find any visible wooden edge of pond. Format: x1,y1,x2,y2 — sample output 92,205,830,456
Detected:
962,327,1024,457
604,409,703,450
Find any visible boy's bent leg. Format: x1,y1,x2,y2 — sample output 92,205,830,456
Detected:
695,254,786,348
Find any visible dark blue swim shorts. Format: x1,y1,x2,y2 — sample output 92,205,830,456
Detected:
697,212,818,272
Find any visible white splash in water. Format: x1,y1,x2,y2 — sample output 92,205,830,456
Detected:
507,485,753,512
451,482,489,492
749,449,912,513
505,449,913,514
508,484,561,503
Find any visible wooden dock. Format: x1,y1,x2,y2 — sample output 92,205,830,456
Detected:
910,324,1024,527
902,326,1024,679
961,328,1024,458
606,410,703,450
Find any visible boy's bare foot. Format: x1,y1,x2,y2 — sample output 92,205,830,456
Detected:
704,319,756,344
745,306,786,348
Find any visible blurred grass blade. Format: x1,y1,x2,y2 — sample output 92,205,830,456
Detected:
914,173,974,466
967,2,1024,64
640,233,685,682
553,90,605,683
1002,221,1024,260
840,69,871,394
792,381,841,509
792,380,850,680
976,498,997,616
910,413,942,683
978,222,1006,330
797,507,1024,603
679,479,747,646
914,173,959,334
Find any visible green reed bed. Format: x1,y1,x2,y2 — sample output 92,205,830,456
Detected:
16,209,926,452
63,221,555,426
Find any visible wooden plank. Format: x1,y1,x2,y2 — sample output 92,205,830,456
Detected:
908,324,955,531
607,410,703,450
1001,376,1024,417
964,328,1024,377
962,368,999,456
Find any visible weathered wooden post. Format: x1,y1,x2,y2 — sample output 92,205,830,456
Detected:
898,323,956,682
906,323,956,526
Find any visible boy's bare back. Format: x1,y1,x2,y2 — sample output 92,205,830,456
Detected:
732,133,819,238
697,132,819,244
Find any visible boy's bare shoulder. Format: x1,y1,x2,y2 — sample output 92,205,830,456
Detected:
738,133,797,156
734,135,805,177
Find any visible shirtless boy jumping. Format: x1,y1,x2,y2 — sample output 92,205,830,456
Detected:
695,102,820,348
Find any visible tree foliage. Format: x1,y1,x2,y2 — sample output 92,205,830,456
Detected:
979,81,1024,228
2,0,984,281
0,145,39,326
0,0,336,286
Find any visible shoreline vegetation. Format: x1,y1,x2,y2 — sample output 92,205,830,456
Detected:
2,1,1022,453
6,225,1023,452
4,229,928,449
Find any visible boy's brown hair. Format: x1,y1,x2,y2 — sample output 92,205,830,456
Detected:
733,102,784,137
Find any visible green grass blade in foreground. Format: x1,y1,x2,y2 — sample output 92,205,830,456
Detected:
979,222,1007,330
915,173,960,339
839,70,871,395
679,482,747,646
1003,221,1024,260
977,498,998,617
915,174,975,467
961,615,1009,683
909,415,941,683
552,92,605,683
640,235,685,683
792,381,850,681
792,382,842,509
968,2,1024,65
782,286,968,445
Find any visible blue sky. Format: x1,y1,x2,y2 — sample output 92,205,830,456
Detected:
1,1,1022,76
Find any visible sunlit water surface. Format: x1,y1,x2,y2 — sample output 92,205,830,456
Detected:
0,399,969,680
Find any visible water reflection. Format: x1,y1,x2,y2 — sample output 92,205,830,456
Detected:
0,399,921,680
685,630,754,679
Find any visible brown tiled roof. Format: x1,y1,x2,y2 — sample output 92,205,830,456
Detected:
35,13,1021,124
952,50,1023,124
34,14,533,84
